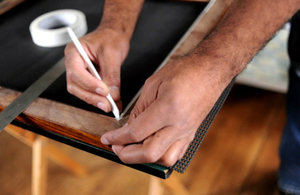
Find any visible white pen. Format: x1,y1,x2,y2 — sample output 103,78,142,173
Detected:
67,27,120,120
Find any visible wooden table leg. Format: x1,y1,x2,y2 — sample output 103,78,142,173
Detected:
5,125,87,195
32,136,47,195
148,176,164,195
5,124,86,176
46,143,86,176
149,174,190,195
162,174,190,195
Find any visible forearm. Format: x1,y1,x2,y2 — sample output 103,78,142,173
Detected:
191,0,300,84
98,0,144,40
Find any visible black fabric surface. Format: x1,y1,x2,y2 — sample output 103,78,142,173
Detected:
289,10,300,72
0,0,205,116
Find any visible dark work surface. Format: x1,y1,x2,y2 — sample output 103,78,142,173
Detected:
0,0,206,116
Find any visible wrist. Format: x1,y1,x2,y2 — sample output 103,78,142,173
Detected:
96,25,132,41
192,31,253,81
91,28,131,50
97,23,132,41
97,0,144,41
185,50,238,90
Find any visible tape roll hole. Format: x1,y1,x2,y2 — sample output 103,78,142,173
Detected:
38,13,77,30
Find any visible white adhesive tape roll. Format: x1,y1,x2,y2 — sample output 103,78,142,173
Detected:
30,9,87,47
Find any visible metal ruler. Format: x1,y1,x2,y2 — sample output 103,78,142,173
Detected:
0,58,65,132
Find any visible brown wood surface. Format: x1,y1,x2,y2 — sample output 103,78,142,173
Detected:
0,85,286,195
0,87,121,152
32,136,47,195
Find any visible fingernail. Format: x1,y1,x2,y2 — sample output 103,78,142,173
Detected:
97,102,107,112
95,88,103,95
112,145,117,154
101,137,110,145
110,86,120,99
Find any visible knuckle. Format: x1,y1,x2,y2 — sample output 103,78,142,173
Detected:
103,45,118,56
70,70,78,82
106,71,120,84
188,134,195,142
84,95,94,105
66,71,73,81
67,84,75,94
66,70,78,84
179,148,187,159
144,77,154,87
144,149,160,163
176,122,189,133
144,78,150,85
161,157,177,167
115,152,126,162
118,153,130,164
64,56,70,67
130,107,141,118
64,44,71,55
128,128,142,142
168,94,181,108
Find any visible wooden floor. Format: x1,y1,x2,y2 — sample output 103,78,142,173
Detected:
0,84,286,195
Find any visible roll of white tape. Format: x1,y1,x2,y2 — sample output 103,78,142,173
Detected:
29,9,87,47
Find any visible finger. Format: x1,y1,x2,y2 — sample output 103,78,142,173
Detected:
101,99,168,145
65,43,109,96
157,140,191,167
99,48,122,101
127,78,162,124
67,81,112,112
111,126,179,164
179,142,190,160
66,60,109,96
109,86,122,112
66,72,109,100
98,48,123,111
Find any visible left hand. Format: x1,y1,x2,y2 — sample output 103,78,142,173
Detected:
101,56,230,166
64,28,130,112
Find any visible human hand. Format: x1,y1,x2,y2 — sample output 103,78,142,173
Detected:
101,56,231,166
64,28,130,112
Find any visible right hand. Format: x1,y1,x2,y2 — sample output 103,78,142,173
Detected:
64,28,130,112
101,56,229,166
